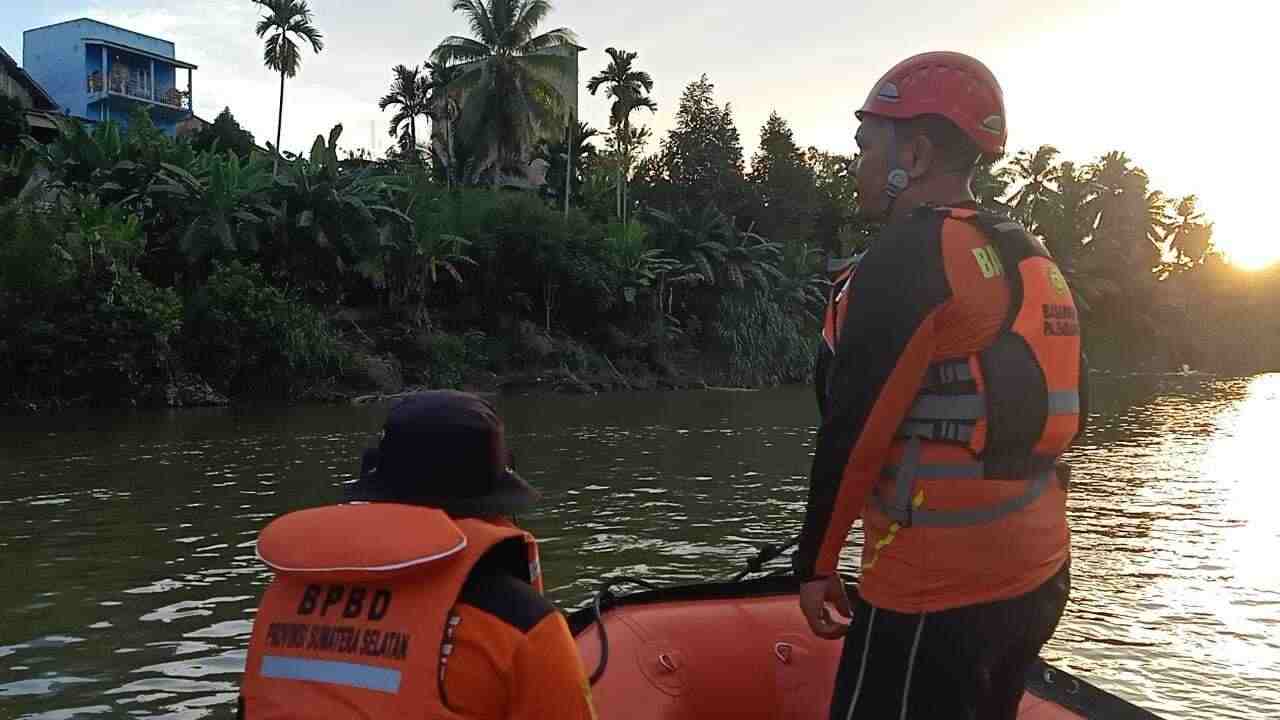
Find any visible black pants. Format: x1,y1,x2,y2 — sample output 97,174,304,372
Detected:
829,560,1070,720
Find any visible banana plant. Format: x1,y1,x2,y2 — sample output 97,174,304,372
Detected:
602,220,679,304
270,124,410,300
149,152,277,266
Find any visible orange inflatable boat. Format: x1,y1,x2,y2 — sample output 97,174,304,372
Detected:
570,548,1162,719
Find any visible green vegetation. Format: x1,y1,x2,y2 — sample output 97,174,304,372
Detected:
1,0,1275,413
189,107,257,159
984,146,1279,372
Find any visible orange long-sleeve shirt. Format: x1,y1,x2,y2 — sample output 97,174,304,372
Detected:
443,570,597,719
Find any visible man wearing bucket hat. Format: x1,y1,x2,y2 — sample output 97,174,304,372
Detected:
238,390,597,719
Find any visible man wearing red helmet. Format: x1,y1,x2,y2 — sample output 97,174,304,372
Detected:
795,52,1085,718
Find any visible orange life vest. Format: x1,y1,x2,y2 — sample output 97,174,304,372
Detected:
240,503,541,719
870,208,1082,528
821,262,858,355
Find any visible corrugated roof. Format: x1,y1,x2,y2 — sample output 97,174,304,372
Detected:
85,39,198,70
0,44,58,110
25,18,176,49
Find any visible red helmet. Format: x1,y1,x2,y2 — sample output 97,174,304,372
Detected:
857,51,1007,158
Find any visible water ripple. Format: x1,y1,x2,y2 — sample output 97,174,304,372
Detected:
0,381,1277,718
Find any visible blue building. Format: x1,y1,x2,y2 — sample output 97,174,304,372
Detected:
23,18,196,135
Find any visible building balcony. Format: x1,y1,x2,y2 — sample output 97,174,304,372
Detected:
84,38,196,119
87,71,190,110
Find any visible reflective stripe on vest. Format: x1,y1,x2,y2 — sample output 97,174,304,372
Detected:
260,655,403,694
871,468,1055,528
906,394,985,420
904,389,1079,422
870,437,1059,528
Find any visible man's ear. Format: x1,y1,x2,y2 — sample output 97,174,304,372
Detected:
907,133,934,180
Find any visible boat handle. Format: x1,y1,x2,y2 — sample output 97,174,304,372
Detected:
774,642,793,664
1043,668,1081,695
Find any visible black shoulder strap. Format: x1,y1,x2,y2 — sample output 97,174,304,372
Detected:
968,211,1051,264
965,212,1051,334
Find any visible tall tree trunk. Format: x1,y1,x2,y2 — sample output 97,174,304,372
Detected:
621,116,631,228
409,116,417,161
564,114,572,219
614,124,623,221
274,68,285,174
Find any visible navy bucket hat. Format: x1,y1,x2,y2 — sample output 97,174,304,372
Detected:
346,390,539,516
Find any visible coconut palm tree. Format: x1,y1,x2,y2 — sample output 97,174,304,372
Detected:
1142,188,1172,248
1006,145,1060,232
1085,153,1166,274
378,64,430,160
972,158,1012,211
1040,160,1092,265
587,48,657,224
1166,195,1213,265
253,0,324,169
430,0,577,182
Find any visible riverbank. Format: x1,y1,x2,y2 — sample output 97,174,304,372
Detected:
0,312,723,415
10,298,1273,415
2,366,710,415
9,341,1254,417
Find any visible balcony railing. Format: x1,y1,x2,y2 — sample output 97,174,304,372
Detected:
87,71,190,110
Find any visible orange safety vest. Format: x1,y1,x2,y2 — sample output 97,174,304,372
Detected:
240,503,542,719
869,208,1082,527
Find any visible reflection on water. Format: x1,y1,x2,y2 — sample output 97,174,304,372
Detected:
2,376,1278,718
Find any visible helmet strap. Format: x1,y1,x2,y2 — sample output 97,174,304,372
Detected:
884,120,910,214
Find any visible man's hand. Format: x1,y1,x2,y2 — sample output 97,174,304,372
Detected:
799,575,852,639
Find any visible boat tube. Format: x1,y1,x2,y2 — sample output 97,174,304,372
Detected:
570,544,1161,719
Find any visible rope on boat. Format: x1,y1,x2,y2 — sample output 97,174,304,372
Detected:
585,538,802,685
587,577,663,685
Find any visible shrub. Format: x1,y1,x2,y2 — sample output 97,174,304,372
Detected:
705,289,814,386
0,200,180,405
184,261,346,396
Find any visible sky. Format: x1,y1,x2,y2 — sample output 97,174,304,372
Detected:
3,0,1276,267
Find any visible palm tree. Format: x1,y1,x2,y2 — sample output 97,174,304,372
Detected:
1041,160,1092,265
537,120,599,205
1166,195,1213,266
587,48,657,224
424,59,462,186
378,64,430,161
1142,188,1172,247
254,0,324,169
1085,152,1165,274
1006,145,1060,232
648,205,781,291
431,0,577,182
972,158,1012,210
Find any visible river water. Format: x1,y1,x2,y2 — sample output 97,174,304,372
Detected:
1,375,1278,719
